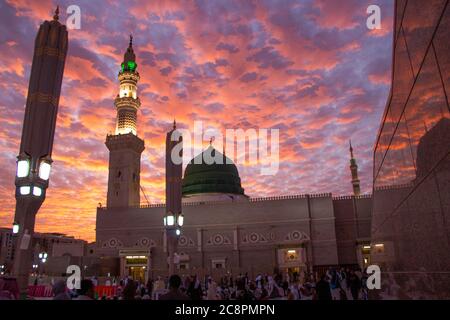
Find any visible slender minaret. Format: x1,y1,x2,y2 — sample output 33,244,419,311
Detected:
166,120,183,216
165,120,183,275
105,35,145,208
12,7,68,293
349,140,361,196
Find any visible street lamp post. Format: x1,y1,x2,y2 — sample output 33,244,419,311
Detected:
38,252,48,275
11,8,68,296
164,211,184,275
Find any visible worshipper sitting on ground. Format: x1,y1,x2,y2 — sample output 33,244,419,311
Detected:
52,280,70,300
159,275,190,300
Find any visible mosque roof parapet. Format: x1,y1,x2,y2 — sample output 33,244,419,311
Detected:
332,194,372,200
98,192,346,209
373,182,414,192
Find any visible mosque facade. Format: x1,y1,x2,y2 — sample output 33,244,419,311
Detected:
94,38,373,282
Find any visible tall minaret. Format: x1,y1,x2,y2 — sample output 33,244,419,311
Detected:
349,140,361,196
165,120,183,275
12,7,68,293
166,120,183,216
105,35,145,208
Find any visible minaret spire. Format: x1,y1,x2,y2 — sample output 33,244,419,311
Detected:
53,5,59,21
129,34,133,47
349,140,361,196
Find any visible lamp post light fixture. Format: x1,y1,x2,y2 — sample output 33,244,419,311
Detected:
12,222,20,234
16,156,30,178
38,158,52,181
163,211,184,229
38,252,48,263
164,211,184,238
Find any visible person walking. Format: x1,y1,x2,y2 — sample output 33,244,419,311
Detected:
349,270,361,300
206,277,218,300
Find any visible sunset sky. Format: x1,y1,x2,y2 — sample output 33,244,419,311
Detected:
0,0,394,242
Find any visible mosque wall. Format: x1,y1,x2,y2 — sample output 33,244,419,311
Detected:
95,193,370,278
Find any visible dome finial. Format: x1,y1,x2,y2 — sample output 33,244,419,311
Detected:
209,137,214,146
129,34,133,47
53,5,59,21
173,119,176,129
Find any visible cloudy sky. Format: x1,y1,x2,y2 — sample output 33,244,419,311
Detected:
0,0,393,241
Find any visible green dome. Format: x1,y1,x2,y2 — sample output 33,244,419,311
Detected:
182,146,245,196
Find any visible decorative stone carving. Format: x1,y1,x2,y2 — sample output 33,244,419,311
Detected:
178,235,195,247
138,237,156,247
284,230,309,242
106,237,123,248
242,231,274,244
207,234,232,246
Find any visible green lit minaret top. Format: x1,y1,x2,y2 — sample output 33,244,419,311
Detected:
120,34,137,73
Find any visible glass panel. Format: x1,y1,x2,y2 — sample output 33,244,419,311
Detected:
403,47,450,179
433,4,450,105
402,0,447,77
389,31,415,126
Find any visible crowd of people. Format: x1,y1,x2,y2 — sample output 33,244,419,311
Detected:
0,266,370,300
47,266,369,300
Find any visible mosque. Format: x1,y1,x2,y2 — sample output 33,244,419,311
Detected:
94,37,373,283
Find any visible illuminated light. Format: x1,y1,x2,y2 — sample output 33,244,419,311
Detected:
374,243,384,248
20,186,31,195
42,258,47,263
364,258,368,264
12,222,19,234
33,186,42,197
176,229,181,236
17,159,30,178
163,217,167,226
363,245,371,250
38,161,51,180
167,215,175,226
287,250,296,254
178,214,184,227
125,256,146,259
117,127,136,136
127,61,137,72
39,253,43,259
43,253,48,259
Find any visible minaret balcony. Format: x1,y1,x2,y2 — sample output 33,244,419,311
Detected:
118,71,140,83
114,96,141,110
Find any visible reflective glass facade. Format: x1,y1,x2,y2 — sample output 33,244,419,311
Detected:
371,0,450,299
